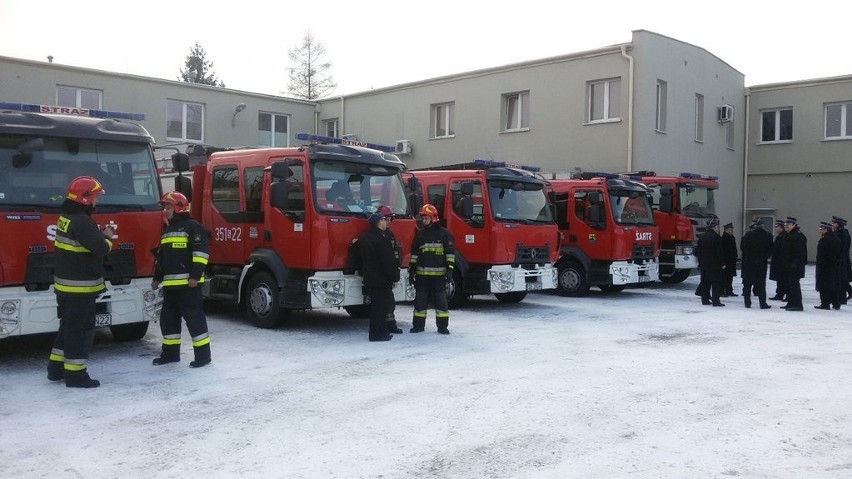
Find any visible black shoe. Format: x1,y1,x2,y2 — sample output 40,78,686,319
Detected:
760,304,771,309
152,356,180,366
769,295,782,301
189,358,212,368
65,372,100,388
782,304,790,309
786,306,803,311
744,298,752,308
437,328,450,335
387,325,403,334
701,300,712,305
832,305,841,310
47,362,65,381
369,335,393,342
814,305,830,310
712,302,726,307
409,327,424,333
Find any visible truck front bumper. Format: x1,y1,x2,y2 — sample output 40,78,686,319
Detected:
307,269,415,309
487,264,557,293
609,259,660,286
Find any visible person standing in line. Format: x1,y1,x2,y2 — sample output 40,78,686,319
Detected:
831,216,851,305
409,204,455,334
151,192,212,367
377,205,404,335
740,218,773,309
769,220,789,301
357,207,399,342
48,176,113,388
721,222,738,296
781,217,807,312
814,221,842,310
695,217,726,307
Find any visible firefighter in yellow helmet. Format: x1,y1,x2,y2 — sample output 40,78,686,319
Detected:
151,192,212,367
409,204,455,334
48,176,113,388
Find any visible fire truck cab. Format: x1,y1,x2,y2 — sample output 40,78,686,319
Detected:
406,160,558,307
637,171,719,283
547,173,659,296
182,134,416,328
0,103,163,340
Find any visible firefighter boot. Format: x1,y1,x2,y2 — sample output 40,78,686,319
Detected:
743,293,752,309
152,344,180,366
65,370,100,388
190,343,211,368
47,360,65,381
386,314,403,334
437,318,450,335
410,317,425,333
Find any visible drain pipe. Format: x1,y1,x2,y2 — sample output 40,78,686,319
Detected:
621,45,635,172
339,95,345,136
742,91,750,230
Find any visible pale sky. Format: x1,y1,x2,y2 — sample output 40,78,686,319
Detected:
1,0,850,97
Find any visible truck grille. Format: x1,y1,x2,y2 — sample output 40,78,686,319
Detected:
516,245,550,264
632,244,656,261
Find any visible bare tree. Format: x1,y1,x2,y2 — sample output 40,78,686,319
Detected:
287,32,336,100
179,41,225,87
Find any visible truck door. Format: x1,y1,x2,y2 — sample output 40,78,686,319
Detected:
569,188,610,260
267,159,311,270
208,164,246,266
448,179,488,265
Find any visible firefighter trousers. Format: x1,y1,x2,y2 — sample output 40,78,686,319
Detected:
51,295,97,372
159,287,210,360
412,276,449,330
366,285,394,340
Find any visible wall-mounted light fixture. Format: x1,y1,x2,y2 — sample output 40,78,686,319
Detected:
232,103,247,127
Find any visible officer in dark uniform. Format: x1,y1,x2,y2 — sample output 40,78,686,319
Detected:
151,192,212,367
409,204,455,334
831,216,851,304
815,221,842,310
769,219,789,301
721,222,738,296
377,205,403,334
48,176,113,388
695,217,725,306
781,217,807,312
357,207,400,342
740,218,773,309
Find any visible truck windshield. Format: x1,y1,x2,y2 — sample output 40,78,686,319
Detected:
313,160,408,216
488,180,553,223
679,185,716,218
0,135,160,212
610,189,655,225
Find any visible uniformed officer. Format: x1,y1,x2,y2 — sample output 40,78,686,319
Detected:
781,217,807,312
151,192,212,367
815,221,841,310
831,216,851,305
769,219,788,301
721,222,738,296
409,204,455,334
740,218,773,309
48,176,113,388
357,206,400,341
695,217,725,306
377,205,404,334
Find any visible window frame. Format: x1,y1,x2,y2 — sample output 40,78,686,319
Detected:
323,119,339,138
501,90,530,132
655,80,667,133
824,102,852,140
166,99,204,143
258,112,290,147
760,107,793,144
694,93,704,143
587,78,621,123
431,102,455,139
56,85,102,109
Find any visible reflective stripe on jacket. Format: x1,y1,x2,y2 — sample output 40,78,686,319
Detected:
53,213,111,297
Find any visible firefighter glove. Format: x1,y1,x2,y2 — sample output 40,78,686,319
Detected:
408,270,416,286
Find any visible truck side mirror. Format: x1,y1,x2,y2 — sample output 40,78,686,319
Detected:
172,153,190,173
458,196,474,219
270,162,293,180
659,186,673,213
174,176,192,202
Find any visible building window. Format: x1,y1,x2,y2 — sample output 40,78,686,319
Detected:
431,102,455,138
57,86,102,109
324,119,339,138
587,78,621,122
502,91,530,131
761,108,793,143
655,80,667,132
726,120,735,150
825,102,852,139
167,100,204,142
258,112,289,147
694,94,704,143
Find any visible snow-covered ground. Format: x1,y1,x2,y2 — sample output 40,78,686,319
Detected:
2,266,851,478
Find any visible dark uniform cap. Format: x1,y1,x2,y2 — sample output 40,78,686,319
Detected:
751,218,764,228
831,216,847,226
368,212,385,224
785,216,797,225
819,221,833,230
707,217,720,228
774,220,785,228
724,223,734,229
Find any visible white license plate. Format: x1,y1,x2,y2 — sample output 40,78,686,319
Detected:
95,313,112,327
526,283,543,291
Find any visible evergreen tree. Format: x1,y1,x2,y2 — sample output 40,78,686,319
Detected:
287,32,336,100
179,41,225,87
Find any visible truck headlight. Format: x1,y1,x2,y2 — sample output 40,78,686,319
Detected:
309,279,345,305
489,270,516,291
0,300,21,335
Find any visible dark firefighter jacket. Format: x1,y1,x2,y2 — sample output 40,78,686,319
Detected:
357,227,400,288
410,223,456,278
154,215,209,287
53,212,112,296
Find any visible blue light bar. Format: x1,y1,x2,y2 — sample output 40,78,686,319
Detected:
0,102,145,121
680,172,719,181
296,132,395,153
472,159,540,172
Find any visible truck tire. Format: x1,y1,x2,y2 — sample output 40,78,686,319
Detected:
556,261,590,297
661,268,691,284
446,269,468,309
246,271,284,329
109,321,149,341
598,284,626,293
344,304,371,318
494,291,527,303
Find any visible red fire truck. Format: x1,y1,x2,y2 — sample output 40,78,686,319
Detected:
546,173,659,296
0,103,163,340
405,160,558,307
178,134,416,328
635,171,720,283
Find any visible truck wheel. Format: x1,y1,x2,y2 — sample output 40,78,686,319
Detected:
661,269,691,284
344,304,371,318
109,322,149,341
494,291,527,303
246,271,283,329
599,284,626,293
556,261,590,297
446,269,468,309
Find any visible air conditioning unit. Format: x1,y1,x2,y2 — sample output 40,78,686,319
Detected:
718,104,734,123
395,140,413,155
